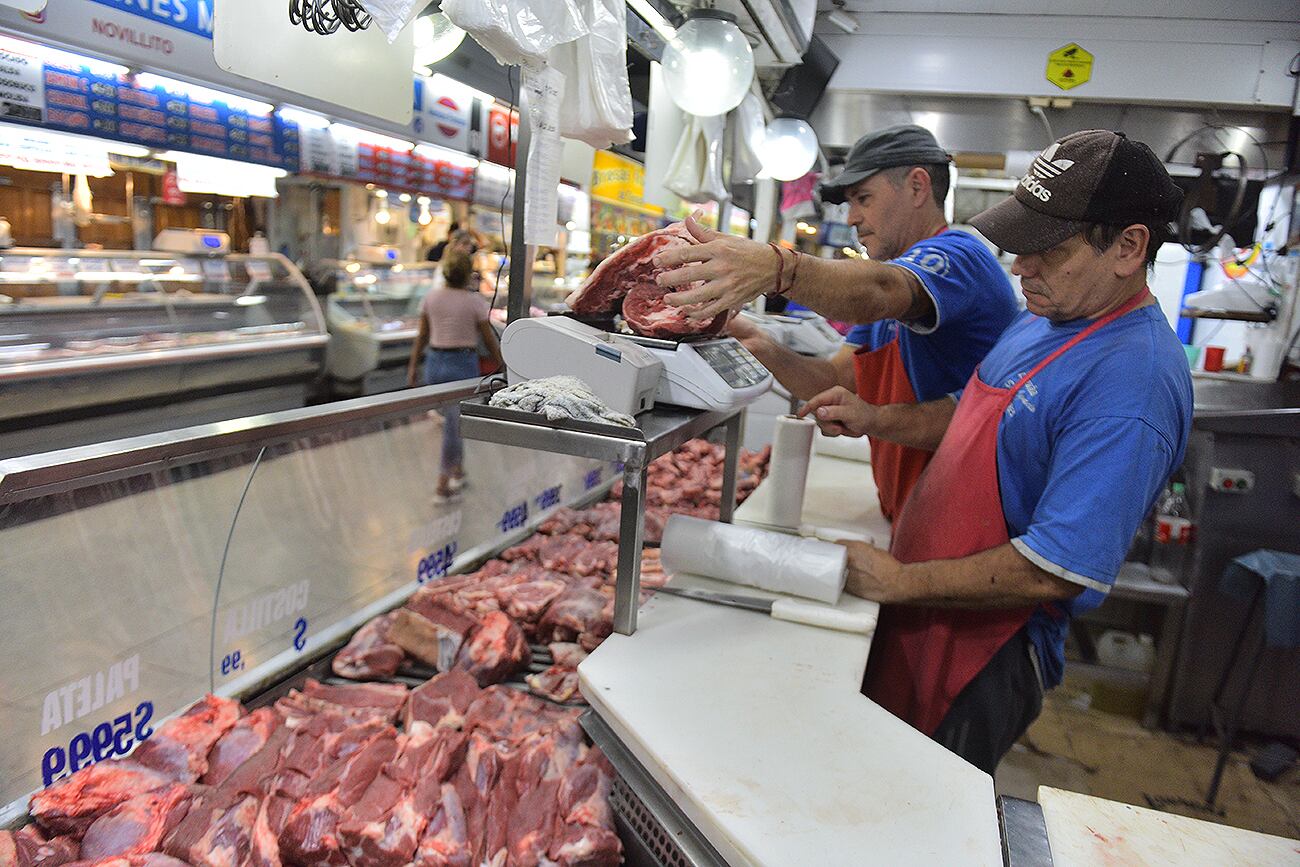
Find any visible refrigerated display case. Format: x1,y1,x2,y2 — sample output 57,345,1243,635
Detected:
0,248,326,458
322,260,440,396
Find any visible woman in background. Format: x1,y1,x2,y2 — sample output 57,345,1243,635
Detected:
408,250,503,501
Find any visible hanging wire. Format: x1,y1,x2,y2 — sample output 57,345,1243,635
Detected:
289,0,373,35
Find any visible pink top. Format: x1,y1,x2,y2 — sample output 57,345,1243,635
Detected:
421,288,490,349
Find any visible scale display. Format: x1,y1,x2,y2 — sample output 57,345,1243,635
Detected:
693,340,770,389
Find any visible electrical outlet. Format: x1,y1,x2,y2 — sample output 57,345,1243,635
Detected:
1209,468,1255,493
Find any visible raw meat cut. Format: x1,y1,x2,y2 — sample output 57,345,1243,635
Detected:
30,761,173,836
331,612,404,680
494,573,567,622
276,722,398,866
501,536,545,562
78,784,191,860
566,222,729,338
538,535,590,573
453,612,529,687
549,643,589,669
526,667,581,704
302,680,408,716
403,671,483,731
537,590,608,644
405,593,478,639
571,542,619,578
411,784,471,867
201,707,281,786
132,695,243,782
0,826,80,867
388,609,467,673
506,779,559,867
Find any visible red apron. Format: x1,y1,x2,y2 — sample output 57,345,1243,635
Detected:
865,288,1151,736
854,334,931,522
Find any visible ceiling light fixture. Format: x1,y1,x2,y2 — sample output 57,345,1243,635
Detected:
661,9,754,117
761,118,820,182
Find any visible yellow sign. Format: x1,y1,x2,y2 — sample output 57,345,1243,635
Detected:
1046,43,1093,91
591,150,646,206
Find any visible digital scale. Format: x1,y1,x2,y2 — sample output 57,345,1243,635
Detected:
739,309,843,357
500,317,773,414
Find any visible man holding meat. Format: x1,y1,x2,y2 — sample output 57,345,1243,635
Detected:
706,125,1018,522
661,129,1192,774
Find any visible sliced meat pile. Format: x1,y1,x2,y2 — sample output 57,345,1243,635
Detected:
13,681,620,867
566,222,729,339
332,439,772,705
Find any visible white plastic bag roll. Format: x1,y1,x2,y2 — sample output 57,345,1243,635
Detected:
813,429,873,463
660,515,847,604
763,415,816,528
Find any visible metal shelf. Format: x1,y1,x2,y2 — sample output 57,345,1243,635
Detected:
462,398,743,634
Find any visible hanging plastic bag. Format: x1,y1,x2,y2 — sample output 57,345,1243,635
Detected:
355,0,422,42
553,0,633,149
730,92,767,183
442,0,588,67
666,113,730,203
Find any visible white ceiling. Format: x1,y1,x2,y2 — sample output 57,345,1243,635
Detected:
814,0,1300,22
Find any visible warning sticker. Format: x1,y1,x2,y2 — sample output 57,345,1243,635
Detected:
1046,43,1093,91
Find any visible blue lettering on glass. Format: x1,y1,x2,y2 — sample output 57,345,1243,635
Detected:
498,503,529,533
219,650,245,677
533,485,562,511
41,701,154,786
416,542,458,584
584,469,602,491
86,0,216,40
202,234,221,248
293,617,309,652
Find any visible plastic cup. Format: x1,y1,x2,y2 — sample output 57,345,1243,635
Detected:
1203,346,1226,372
1182,344,1201,370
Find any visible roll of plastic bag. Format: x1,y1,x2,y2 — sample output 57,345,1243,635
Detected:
764,415,815,528
442,0,588,66
813,429,873,463
660,515,847,604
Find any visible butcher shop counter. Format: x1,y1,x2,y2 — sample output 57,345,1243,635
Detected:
580,565,1000,866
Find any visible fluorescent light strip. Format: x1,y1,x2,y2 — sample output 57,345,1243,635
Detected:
154,151,288,178
625,0,677,42
413,143,479,169
330,124,414,152
134,72,273,117
278,107,331,130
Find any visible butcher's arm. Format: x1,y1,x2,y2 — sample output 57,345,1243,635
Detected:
740,338,857,402
655,216,932,324
843,541,1084,608
799,388,956,452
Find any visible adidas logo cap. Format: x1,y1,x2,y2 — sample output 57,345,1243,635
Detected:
970,129,1183,255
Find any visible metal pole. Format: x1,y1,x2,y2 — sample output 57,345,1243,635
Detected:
507,83,534,323
614,447,649,635
718,413,742,523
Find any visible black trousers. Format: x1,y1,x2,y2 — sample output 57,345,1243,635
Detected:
931,629,1045,775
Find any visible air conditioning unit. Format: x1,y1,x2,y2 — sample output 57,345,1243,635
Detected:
714,0,815,67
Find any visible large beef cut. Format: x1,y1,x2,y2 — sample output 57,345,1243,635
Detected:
332,613,404,681
566,222,728,339
30,762,173,836
453,612,529,687
131,694,243,782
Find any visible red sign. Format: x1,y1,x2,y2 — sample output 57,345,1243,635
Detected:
486,104,519,168
161,168,186,205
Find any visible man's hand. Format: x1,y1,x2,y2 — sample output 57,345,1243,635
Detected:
798,386,879,438
840,540,911,603
653,214,780,322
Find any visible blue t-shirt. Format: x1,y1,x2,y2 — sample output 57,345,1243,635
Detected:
977,304,1193,687
844,230,1017,401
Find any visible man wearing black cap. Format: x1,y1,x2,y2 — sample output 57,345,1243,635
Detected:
796,130,1193,772
659,124,1017,522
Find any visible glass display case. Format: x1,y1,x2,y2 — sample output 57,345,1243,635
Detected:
0,248,327,459
323,260,441,396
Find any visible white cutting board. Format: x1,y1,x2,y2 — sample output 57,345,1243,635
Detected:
1040,786,1300,866
580,572,1002,866
736,452,892,546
